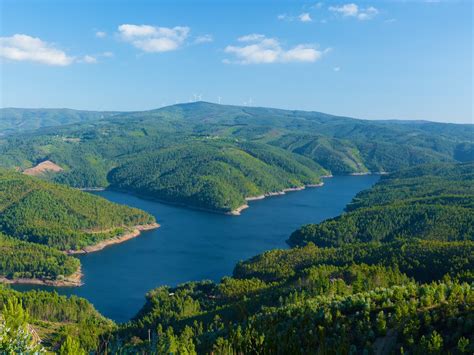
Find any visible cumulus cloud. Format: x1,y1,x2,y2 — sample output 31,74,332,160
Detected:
299,13,313,22
329,3,378,20
224,34,326,64
118,24,190,52
194,34,213,44
95,31,107,38
0,34,74,66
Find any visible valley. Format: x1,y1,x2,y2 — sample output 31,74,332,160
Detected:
0,103,472,353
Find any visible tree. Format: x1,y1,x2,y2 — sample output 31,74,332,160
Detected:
59,336,86,355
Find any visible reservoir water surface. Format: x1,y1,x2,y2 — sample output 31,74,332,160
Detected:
14,175,379,322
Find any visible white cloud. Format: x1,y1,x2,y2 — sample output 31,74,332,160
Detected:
102,51,114,57
224,34,326,65
194,34,213,44
299,13,313,22
329,3,358,16
95,31,107,38
329,3,378,20
238,34,267,42
118,24,190,52
333,66,341,72
277,14,288,20
0,34,74,66
81,55,97,63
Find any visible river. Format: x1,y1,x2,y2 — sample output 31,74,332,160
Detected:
13,175,379,322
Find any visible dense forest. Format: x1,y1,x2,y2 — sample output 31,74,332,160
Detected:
0,170,155,284
101,162,472,354
289,162,474,247
0,102,472,212
0,286,114,353
0,103,472,353
0,161,462,353
0,169,155,251
108,140,326,212
0,233,79,281
0,108,119,135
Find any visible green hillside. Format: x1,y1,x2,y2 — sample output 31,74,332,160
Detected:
0,102,472,212
0,108,119,135
104,162,473,354
0,233,80,281
289,162,474,247
1,162,473,353
0,169,155,251
108,140,326,212
0,286,114,353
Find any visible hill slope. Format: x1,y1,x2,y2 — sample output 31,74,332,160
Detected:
289,162,474,247
0,169,156,251
0,108,119,135
0,102,472,212
108,140,326,212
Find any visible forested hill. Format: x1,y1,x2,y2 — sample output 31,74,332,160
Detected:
1,157,472,353
106,161,473,354
0,108,120,135
289,162,474,247
0,102,472,212
0,169,155,251
108,141,327,213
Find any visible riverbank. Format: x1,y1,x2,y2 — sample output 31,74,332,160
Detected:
350,171,389,176
0,267,83,287
109,176,331,217
79,187,106,191
67,223,160,255
230,181,327,215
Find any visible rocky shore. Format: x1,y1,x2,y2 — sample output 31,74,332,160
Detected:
0,267,83,287
67,223,160,255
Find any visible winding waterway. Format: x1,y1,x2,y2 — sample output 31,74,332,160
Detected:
14,175,379,322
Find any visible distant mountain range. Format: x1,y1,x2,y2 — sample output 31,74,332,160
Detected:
0,102,472,212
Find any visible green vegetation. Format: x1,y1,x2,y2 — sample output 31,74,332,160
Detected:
289,162,474,247
101,162,472,354
0,286,114,353
0,169,155,284
234,240,473,283
0,101,472,354
109,140,326,212
1,102,472,212
0,108,119,135
0,169,155,251
0,233,79,281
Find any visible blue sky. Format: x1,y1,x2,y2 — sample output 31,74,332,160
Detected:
0,0,472,123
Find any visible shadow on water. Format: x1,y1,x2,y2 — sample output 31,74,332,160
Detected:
13,175,379,322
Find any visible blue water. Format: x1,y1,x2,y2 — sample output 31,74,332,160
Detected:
13,175,378,322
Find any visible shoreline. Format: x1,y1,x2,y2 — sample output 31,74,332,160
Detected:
78,187,106,191
1,223,159,287
66,223,160,255
230,181,326,215
107,173,369,217
0,267,83,287
349,171,388,176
